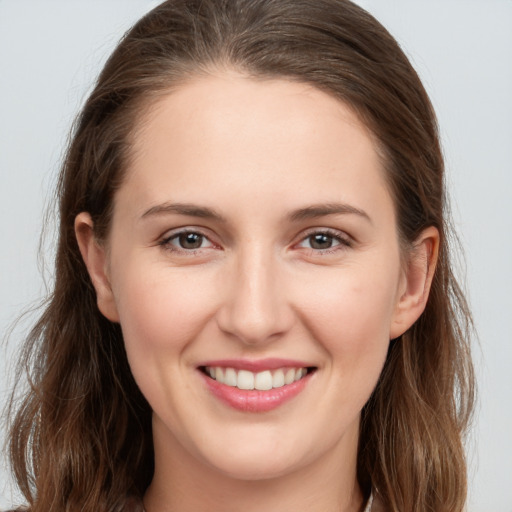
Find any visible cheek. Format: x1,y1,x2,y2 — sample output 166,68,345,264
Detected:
111,263,223,416
286,264,400,436
112,262,219,357
296,262,400,366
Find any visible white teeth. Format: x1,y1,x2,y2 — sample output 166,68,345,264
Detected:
272,369,285,388
224,367,237,387
205,366,310,390
285,368,295,385
254,370,273,390
237,370,255,390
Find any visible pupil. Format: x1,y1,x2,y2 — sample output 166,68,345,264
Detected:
310,234,332,249
179,233,202,249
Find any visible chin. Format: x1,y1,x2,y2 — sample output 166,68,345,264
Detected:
206,452,302,482
195,427,330,483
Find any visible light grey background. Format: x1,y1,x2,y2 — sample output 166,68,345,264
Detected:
1,1,511,510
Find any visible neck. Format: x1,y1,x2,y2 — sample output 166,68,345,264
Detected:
144,416,364,512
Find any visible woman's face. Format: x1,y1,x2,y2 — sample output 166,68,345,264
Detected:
79,73,429,481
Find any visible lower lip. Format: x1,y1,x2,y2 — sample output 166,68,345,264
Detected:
201,371,312,412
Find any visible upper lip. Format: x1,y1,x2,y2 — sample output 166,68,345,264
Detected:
197,358,315,372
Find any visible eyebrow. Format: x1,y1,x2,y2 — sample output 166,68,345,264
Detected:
140,201,371,224
288,203,372,224
141,202,227,222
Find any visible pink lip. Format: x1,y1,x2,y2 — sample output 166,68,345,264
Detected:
198,360,314,413
197,358,310,372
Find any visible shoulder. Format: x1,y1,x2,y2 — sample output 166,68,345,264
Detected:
2,497,144,512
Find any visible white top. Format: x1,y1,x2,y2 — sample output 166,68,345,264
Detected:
363,491,374,512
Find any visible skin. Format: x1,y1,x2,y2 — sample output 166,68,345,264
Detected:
76,72,438,512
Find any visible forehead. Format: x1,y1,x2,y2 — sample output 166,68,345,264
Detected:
119,73,393,224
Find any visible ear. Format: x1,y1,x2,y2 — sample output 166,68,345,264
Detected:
75,212,120,322
390,226,439,339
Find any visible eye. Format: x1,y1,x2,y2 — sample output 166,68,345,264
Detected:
302,233,339,250
161,230,215,251
296,230,351,252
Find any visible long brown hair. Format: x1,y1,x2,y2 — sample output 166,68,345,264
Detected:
7,1,475,510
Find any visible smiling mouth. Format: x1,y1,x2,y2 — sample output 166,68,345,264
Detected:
200,366,316,391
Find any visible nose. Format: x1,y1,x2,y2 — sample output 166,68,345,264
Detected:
216,245,294,346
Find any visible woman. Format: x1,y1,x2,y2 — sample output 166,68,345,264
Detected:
6,0,475,511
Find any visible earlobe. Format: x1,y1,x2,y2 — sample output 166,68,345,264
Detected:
390,226,439,339
75,212,120,322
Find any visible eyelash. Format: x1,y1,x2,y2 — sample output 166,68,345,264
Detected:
159,228,352,255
